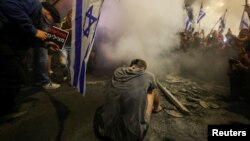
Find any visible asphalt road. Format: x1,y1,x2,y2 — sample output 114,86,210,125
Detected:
0,73,249,141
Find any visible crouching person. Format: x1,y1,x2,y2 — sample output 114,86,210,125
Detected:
93,59,162,141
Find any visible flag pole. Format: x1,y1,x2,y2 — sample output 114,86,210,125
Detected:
208,9,227,35
198,22,201,32
199,0,204,32
209,18,221,34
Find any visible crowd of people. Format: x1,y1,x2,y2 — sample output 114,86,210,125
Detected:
179,27,250,101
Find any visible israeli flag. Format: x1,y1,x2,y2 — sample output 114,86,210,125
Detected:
239,10,249,30
185,16,192,31
71,0,104,95
196,3,206,24
218,17,225,33
218,9,227,33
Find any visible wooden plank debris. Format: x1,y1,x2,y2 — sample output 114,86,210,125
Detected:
157,80,190,114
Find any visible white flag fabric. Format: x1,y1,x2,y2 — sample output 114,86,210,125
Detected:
240,10,250,30
185,16,192,31
196,2,206,24
71,0,104,95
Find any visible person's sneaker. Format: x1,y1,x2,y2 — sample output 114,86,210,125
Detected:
42,82,60,90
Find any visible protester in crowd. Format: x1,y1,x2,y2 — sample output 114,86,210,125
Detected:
233,28,249,54
0,0,58,116
206,30,223,49
228,41,250,101
59,9,72,81
180,32,192,52
217,30,225,49
93,59,162,141
33,1,61,89
199,29,206,48
192,32,202,49
225,28,236,49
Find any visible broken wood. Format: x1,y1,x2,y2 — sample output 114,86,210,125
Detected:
157,80,190,114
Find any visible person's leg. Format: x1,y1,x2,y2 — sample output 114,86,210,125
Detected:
48,54,53,75
33,47,60,89
59,48,69,80
0,56,25,116
146,89,162,118
33,47,51,85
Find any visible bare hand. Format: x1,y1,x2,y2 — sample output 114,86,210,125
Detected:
35,29,47,41
48,41,60,52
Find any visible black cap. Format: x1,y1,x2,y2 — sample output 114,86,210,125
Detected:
41,2,61,23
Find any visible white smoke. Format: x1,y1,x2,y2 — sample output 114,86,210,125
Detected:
96,0,185,73
94,0,243,85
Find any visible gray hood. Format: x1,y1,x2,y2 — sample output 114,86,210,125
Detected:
112,67,145,88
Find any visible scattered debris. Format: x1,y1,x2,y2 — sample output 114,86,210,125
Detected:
186,96,200,102
207,103,220,109
199,100,209,109
157,81,190,114
165,109,183,118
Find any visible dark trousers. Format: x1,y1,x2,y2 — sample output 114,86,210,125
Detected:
229,70,250,100
0,56,26,116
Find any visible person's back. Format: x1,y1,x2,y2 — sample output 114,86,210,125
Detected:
94,59,162,141
0,0,43,53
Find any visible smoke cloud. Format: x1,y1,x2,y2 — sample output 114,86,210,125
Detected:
96,0,185,71
94,0,243,85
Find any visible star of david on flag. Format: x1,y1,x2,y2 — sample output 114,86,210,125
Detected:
84,5,98,37
71,0,104,95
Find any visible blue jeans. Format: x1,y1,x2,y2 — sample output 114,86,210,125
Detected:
61,46,71,67
33,46,51,85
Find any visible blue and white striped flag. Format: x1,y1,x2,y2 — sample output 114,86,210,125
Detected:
240,8,250,30
185,16,192,31
71,0,104,95
196,2,206,24
218,9,227,33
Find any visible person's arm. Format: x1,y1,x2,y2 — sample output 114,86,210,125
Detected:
235,63,249,71
2,1,47,40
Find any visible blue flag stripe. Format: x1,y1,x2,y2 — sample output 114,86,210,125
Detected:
73,0,83,87
79,60,86,94
197,12,206,23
